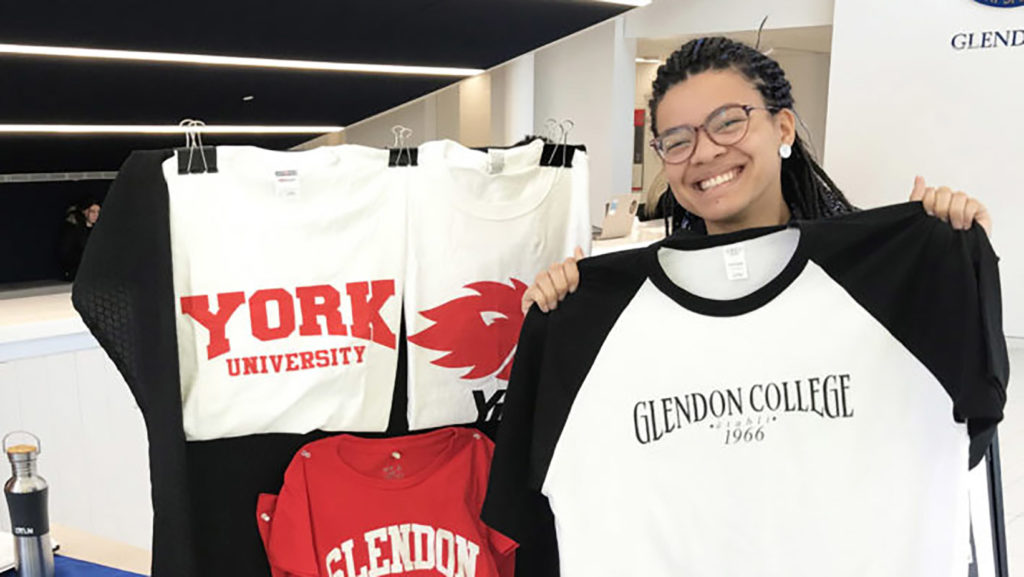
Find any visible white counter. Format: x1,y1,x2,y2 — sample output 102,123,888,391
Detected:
591,220,667,256
0,284,97,363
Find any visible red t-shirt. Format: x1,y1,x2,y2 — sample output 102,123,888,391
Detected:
257,427,516,577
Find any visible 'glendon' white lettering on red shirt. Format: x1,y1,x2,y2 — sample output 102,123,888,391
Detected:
325,523,481,577
180,281,397,359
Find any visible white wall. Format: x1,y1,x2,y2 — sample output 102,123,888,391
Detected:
339,15,638,227
608,18,639,224
534,17,636,226
340,76,499,150
459,74,491,147
825,0,1024,337
0,347,152,550
341,97,433,148
489,54,536,146
635,61,662,206
292,130,344,150
435,84,460,143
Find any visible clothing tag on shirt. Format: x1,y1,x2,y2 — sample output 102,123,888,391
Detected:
723,244,749,281
488,150,505,174
274,170,300,198
382,463,405,480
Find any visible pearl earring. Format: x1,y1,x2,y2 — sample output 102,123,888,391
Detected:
779,143,793,159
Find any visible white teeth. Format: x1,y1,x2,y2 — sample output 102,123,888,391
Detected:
699,169,739,191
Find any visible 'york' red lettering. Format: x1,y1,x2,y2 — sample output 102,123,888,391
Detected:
347,280,397,349
181,282,396,359
250,289,296,341
180,292,246,359
296,285,348,337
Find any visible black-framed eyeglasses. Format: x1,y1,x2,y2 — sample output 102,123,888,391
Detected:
650,104,778,165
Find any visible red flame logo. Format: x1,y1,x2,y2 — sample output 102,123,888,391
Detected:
409,279,528,381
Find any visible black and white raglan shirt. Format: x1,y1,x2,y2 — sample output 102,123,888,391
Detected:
482,202,1009,577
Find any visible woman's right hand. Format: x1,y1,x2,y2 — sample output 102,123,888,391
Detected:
521,247,585,314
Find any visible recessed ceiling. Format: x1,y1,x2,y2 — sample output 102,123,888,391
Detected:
0,0,629,173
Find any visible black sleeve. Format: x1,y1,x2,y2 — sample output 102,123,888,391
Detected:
482,249,650,577
960,222,1009,466
482,308,561,577
71,150,199,576
806,203,1009,468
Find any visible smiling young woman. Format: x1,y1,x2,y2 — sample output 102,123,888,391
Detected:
523,36,992,313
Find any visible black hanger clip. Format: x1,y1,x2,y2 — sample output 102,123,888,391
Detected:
540,144,582,168
176,146,218,174
388,125,418,167
540,119,581,168
388,147,418,167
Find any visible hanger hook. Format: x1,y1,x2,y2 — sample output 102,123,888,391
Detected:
544,118,559,143
559,120,574,149
559,119,574,166
389,125,414,165
193,120,210,173
391,125,413,148
178,119,210,174
179,118,193,149
179,119,197,173
543,119,568,166
559,119,574,140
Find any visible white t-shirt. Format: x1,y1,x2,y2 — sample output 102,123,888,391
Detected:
165,145,407,440
405,139,591,430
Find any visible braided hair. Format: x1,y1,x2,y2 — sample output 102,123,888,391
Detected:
649,36,854,232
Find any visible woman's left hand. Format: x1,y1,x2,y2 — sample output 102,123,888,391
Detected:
911,175,992,236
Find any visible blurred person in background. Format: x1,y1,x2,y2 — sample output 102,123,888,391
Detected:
59,198,100,281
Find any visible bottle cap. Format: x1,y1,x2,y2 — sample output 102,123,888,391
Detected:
3,432,41,463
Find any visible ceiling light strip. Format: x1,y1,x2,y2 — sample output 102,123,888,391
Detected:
0,43,483,77
0,125,344,134
0,171,118,183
